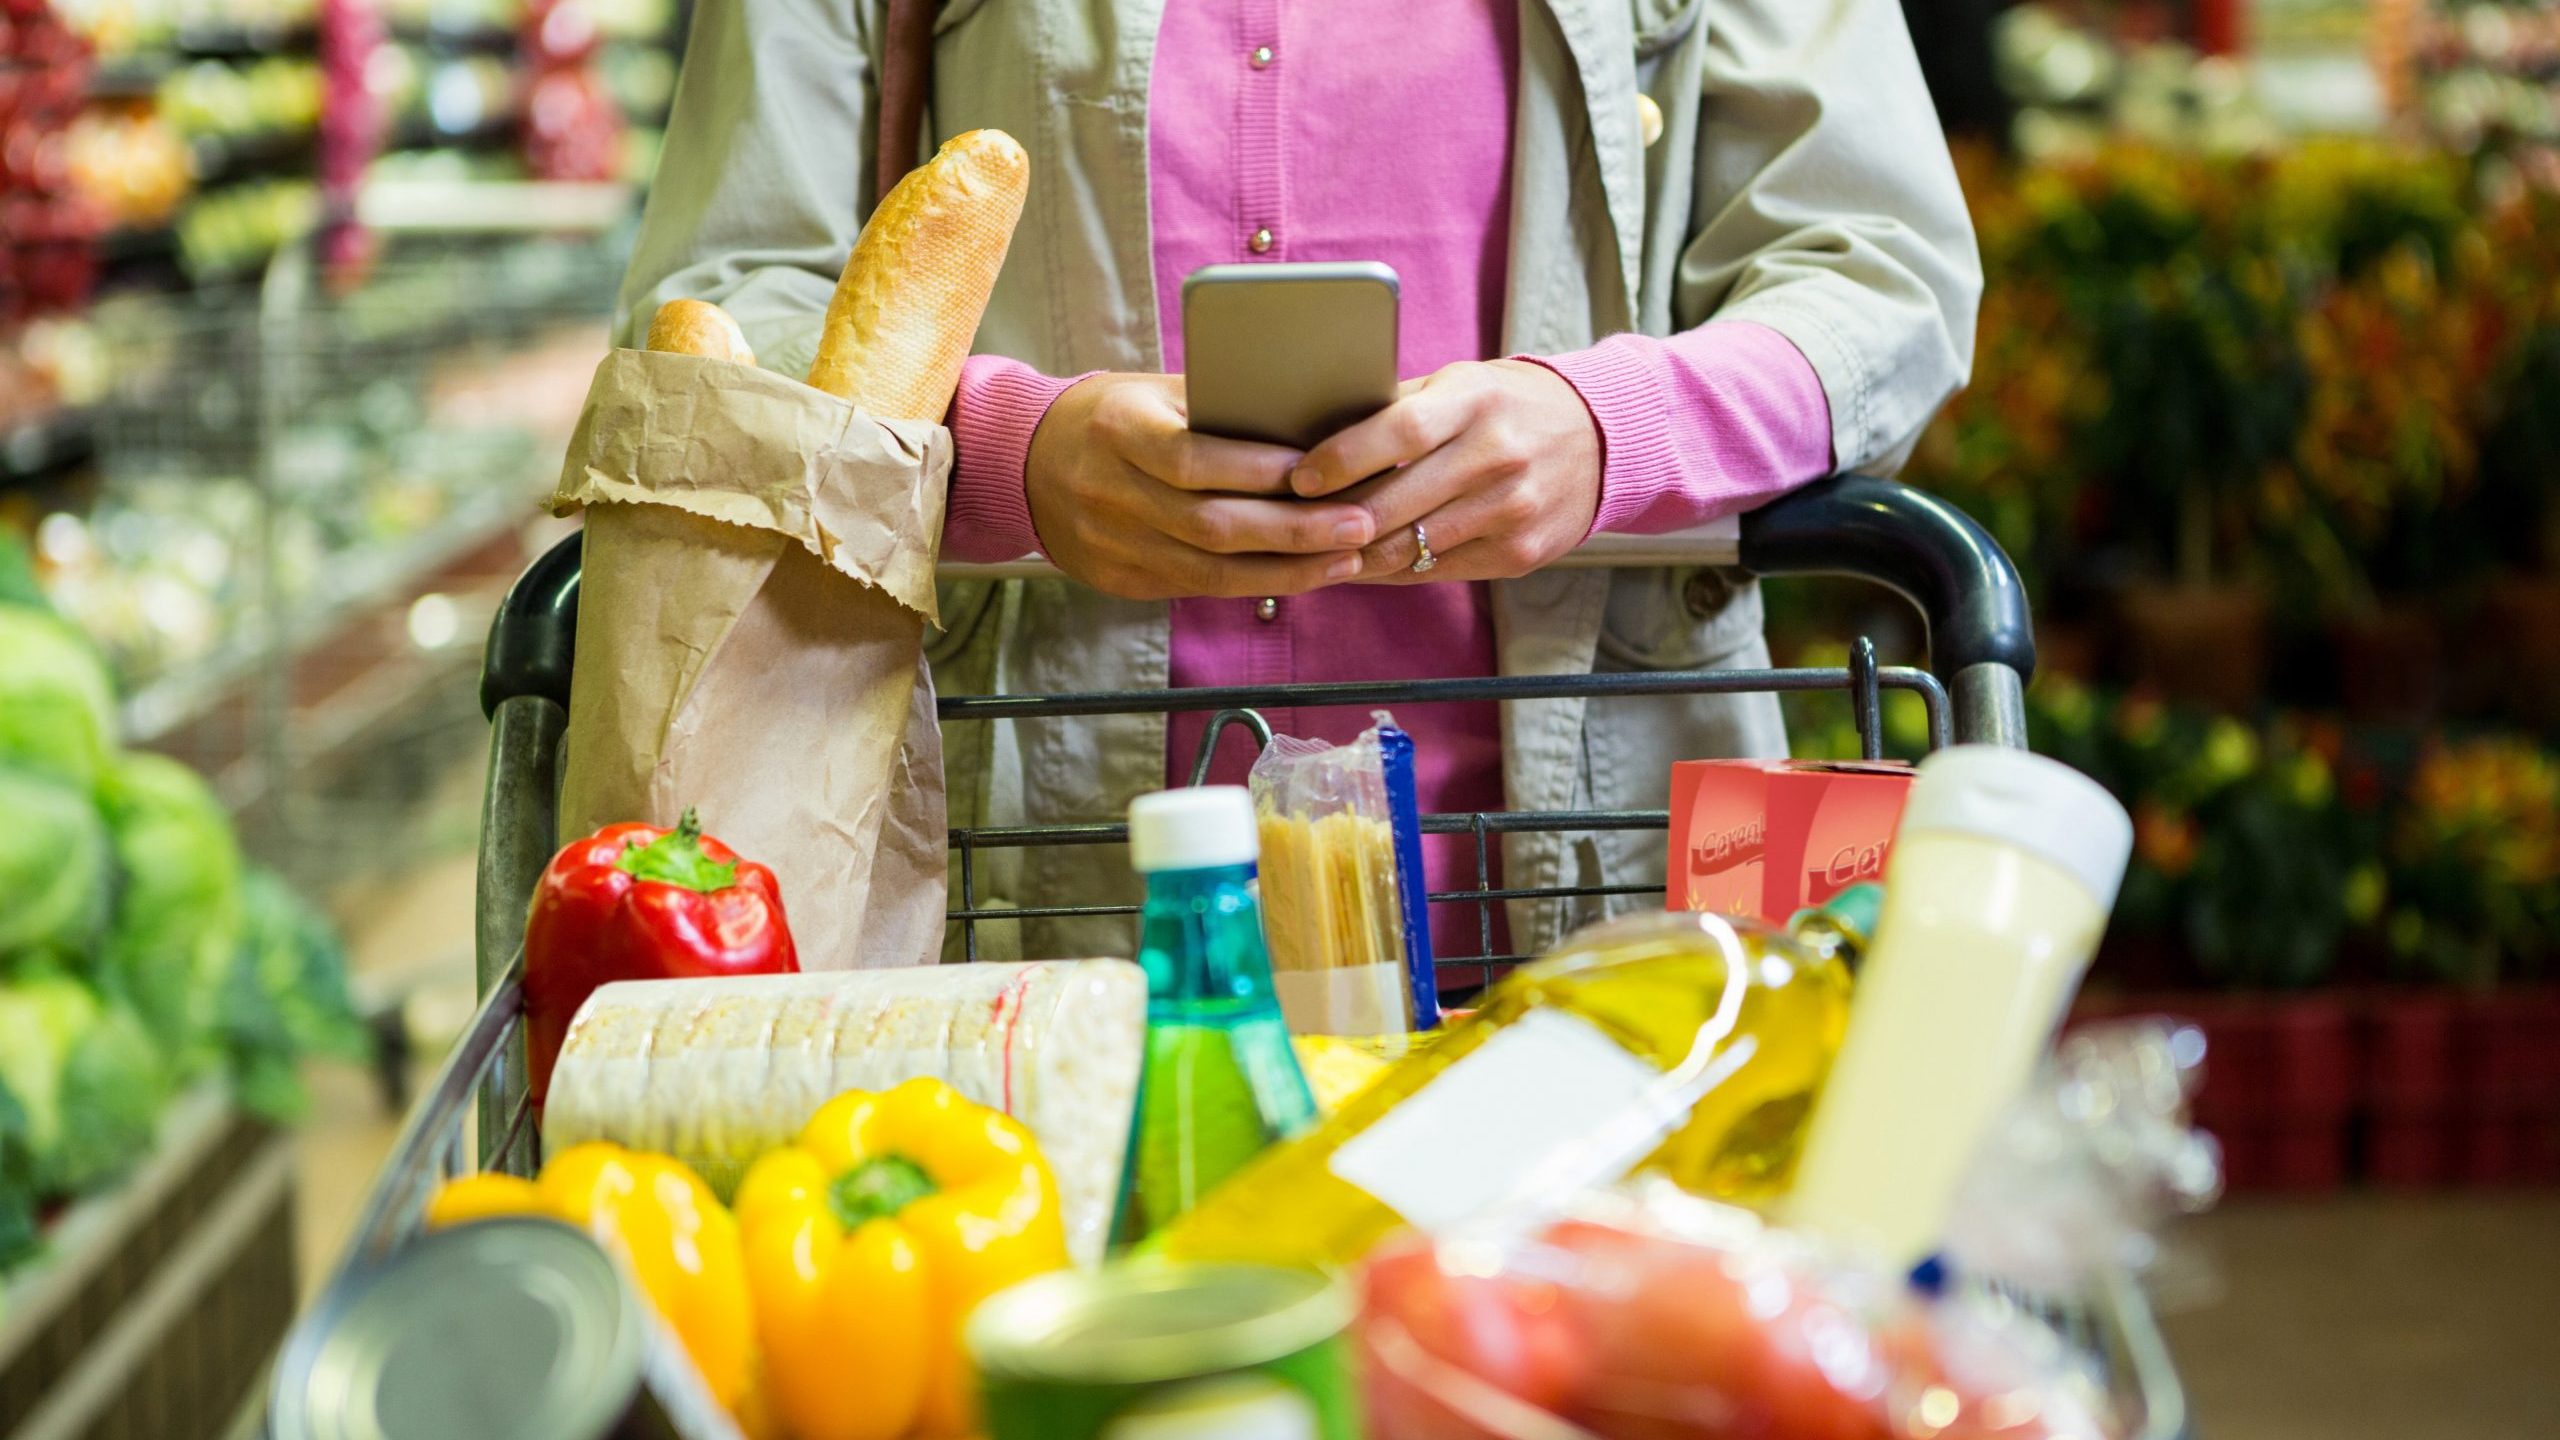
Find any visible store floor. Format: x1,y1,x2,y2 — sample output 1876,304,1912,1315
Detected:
2156,1194,2560,1440
287,788,2560,1440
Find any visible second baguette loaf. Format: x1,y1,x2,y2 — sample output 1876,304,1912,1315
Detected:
807,128,1029,419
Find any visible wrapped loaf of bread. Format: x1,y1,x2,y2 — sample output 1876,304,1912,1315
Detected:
560,129,1031,972
543,961,1144,1265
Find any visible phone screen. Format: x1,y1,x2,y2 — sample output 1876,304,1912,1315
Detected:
1183,262,1400,451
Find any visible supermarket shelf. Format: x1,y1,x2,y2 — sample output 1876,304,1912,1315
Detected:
10,1119,295,1440
0,408,99,485
393,22,518,53
121,484,538,746
98,223,181,269
192,129,320,186
87,54,177,99
384,113,521,153
165,24,317,58
0,1089,234,1371
356,177,631,232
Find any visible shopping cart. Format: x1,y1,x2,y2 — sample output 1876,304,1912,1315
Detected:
295,475,2191,1440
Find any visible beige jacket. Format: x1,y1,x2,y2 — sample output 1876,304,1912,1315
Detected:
616,0,1980,959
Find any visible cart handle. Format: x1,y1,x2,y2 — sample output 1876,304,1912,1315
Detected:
480,474,2034,718
1735,475,2034,681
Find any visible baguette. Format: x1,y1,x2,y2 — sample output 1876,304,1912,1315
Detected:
645,298,756,364
806,128,1029,419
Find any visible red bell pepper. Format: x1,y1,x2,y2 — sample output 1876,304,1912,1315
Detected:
522,808,797,1105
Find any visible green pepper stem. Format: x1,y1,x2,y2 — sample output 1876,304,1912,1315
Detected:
616,807,740,893
827,1156,938,1230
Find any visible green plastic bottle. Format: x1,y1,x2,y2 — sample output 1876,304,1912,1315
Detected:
1110,786,1318,1248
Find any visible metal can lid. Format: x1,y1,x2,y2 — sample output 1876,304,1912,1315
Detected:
271,1216,647,1440
966,1262,1350,1386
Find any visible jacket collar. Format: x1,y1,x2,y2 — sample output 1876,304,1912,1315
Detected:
1529,0,1644,320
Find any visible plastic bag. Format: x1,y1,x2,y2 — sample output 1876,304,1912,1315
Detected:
1942,1019,2223,1296
1252,714,1435,1035
1358,1181,2121,1440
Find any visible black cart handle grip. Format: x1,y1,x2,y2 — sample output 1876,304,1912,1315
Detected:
480,475,2033,717
481,527,583,718
1736,474,2036,681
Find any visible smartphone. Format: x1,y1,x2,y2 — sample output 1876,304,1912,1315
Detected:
1182,261,1399,451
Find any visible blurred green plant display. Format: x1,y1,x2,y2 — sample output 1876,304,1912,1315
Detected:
1787,669,2552,991
2389,734,2560,986
1852,134,2560,989
1917,138,2560,608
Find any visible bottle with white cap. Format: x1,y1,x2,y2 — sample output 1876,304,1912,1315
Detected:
1111,786,1318,1248
1783,745,2134,1271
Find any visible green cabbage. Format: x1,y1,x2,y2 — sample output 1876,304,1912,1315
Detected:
100,751,245,1072
220,868,369,1122
0,971,168,1196
0,606,117,790
0,766,111,960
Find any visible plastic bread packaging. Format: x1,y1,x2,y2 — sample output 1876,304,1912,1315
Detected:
1941,1019,2223,1299
540,961,1143,1265
1251,714,1431,1036
1357,1179,2123,1440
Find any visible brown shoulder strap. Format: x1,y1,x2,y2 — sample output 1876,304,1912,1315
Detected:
874,0,938,208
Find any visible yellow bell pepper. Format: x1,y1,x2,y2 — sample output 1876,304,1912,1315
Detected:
734,1077,1070,1440
426,1143,757,1417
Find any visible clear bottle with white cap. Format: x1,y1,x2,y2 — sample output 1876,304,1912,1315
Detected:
1783,744,2135,1271
1110,786,1318,1248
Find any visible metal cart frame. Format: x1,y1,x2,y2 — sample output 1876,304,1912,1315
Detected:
299,474,2188,1440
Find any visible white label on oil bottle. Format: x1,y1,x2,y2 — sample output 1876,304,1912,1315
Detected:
1325,1009,1659,1231
1101,1373,1319,1440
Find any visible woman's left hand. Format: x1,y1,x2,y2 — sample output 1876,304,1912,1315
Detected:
1288,360,1602,583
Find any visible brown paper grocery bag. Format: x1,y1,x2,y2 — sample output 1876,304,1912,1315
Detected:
553,348,951,970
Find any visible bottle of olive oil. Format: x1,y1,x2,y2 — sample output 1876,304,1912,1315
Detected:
1109,787,1319,1247
1148,908,1852,1270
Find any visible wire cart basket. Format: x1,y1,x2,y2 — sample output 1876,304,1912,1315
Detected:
286,475,2191,1440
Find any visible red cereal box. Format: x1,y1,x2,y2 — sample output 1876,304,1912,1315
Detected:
1670,759,1914,924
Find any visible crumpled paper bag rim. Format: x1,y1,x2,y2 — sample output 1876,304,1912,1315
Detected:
554,347,952,625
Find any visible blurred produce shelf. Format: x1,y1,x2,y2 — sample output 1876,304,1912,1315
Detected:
22,202,632,892
120,481,534,747
0,1090,296,1440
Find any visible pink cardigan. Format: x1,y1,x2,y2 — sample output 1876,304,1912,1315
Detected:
939,0,1832,950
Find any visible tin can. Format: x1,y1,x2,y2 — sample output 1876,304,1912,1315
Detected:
966,1262,1358,1440
270,1216,700,1440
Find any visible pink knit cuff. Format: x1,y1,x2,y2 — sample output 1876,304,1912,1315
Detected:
1526,321,1835,538
944,354,1090,563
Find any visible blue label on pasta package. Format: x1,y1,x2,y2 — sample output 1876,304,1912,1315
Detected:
1374,720,1439,1027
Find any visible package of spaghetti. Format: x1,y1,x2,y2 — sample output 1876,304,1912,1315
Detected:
1250,714,1433,1035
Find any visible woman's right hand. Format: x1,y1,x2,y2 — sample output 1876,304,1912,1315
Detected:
1024,373,1377,600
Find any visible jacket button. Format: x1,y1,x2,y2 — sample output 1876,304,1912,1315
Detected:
1256,597,1279,622
1636,94,1664,148
1249,227,1274,254
1682,569,1730,619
